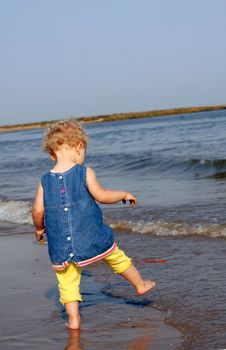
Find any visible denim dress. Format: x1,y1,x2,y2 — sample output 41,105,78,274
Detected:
41,164,116,269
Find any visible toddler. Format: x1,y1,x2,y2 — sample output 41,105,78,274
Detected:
32,120,156,329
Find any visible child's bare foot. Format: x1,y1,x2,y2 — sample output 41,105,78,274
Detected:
136,280,156,295
65,316,81,330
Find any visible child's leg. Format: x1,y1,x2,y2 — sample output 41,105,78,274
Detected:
103,247,156,295
55,263,82,329
120,264,156,295
64,302,80,330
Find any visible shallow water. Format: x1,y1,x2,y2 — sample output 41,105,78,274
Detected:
120,232,226,349
0,232,181,350
1,227,226,349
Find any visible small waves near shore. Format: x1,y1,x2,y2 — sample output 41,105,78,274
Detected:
0,199,32,225
110,218,226,238
1,198,226,239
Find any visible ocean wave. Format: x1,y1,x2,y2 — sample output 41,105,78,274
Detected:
0,199,33,225
190,158,226,168
110,219,226,239
187,159,226,180
1,199,226,239
89,151,226,177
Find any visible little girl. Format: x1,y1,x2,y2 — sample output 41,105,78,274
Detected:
32,120,156,329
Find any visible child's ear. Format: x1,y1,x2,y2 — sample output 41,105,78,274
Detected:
78,141,85,150
49,152,56,161
77,142,85,151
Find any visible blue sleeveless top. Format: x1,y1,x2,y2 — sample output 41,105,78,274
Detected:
41,164,116,269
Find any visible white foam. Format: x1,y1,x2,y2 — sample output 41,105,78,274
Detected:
1,198,226,239
110,219,226,239
0,199,33,225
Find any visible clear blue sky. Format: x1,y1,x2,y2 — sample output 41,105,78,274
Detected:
0,0,226,125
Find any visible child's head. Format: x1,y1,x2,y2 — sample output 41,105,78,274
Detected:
43,120,88,157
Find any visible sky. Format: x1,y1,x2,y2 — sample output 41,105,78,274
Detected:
0,0,226,125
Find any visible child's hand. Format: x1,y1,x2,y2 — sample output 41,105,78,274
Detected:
122,192,138,207
36,228,45,243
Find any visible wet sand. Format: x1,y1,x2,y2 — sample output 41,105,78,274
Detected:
0,233,181,350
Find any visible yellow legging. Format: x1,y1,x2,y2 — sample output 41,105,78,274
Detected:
55,246,132,304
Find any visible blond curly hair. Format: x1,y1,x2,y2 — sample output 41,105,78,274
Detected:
43,120,88,155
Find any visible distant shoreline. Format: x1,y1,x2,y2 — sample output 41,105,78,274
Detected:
0,104,226,133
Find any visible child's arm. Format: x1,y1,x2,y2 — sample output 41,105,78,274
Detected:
86,167,137,205
32,182,45,242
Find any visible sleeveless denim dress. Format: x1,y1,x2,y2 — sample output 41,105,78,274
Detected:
41,164,116,269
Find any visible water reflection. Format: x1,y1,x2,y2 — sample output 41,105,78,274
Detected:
64,327,157,350
65,330,83,350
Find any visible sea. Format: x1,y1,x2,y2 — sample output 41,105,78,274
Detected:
1,110,226,349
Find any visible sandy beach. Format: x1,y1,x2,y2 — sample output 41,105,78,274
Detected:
0,231,181,350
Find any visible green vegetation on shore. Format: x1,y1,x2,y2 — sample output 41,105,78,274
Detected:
0,104,226,133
